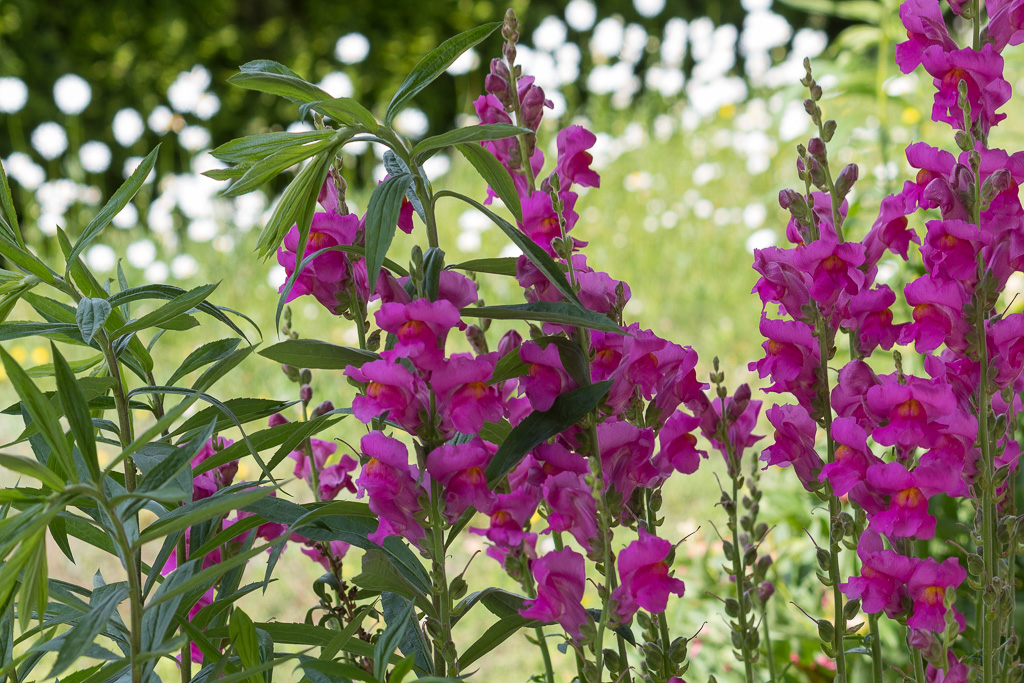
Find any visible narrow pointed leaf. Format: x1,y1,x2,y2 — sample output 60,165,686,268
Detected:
51,344,100,482
455,143,522,222
211,130,336,164
258,339,378,370
386,22,501,122
65,146,160,275
463,302,622,333
364,172,413,289
486,380,613,485
411,123,531,160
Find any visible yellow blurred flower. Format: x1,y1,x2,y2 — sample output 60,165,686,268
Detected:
719,104,736,119
30,346,49,365
901,107,921,125
10,345,27,364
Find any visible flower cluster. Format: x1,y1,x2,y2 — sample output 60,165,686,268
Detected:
753,0,1024,677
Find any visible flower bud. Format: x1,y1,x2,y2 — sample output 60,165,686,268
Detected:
465,324,488,355
300,384,313,403
268,412,289,427
282,364,300,382
300,369,312,385
313,400,335,417
757,581,775,603
807,137,826,158
835,163,859,199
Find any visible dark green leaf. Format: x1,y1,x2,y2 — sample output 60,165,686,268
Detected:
225,135,339,197
490,348,528,384
65,146,160,275
258,339,378,371
353,550,433,615
458,614,536,670
312,98,378,131
190,345,253,393
48,583,127,678
436,191,576,302
449,257,520,277
381,592,432,674
211,130,336,164
228,69,330,104
257,140,335,260
364,173,413,289
386,23,501,123
411,123,532,160
373,599,414,680
112,283,218,339
0,159,21,244
0,236,55,285
463,302,622,333
0,346,74,480
166,338,242,387
138,487,272,546
486,380,613,485
228,609,262,683
455,143,523,222
75,299,111,345
51,344,100,482
0,454,63,490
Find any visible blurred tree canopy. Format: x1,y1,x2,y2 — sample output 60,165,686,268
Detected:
0,0,842,177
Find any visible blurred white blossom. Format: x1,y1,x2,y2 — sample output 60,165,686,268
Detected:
565,0,597,31
113,108,145,146
86,244,116,272
127,239,157,268
447,48,479,75
79,141,111,173
393,108,428,138
168,66,212,114
335,33,370,64
171,254,199,279
634,0,665,17
319,72,354,99
54,74,91,115
534,16,567,51
4,153,45,190
0,77,28,114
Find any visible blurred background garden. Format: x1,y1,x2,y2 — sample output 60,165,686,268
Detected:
2,0,1022,679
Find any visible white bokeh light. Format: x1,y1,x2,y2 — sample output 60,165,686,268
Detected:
31,122,68,160
319,72,354,99
79,141,111,174
565,0,597,31
113,203,139,229
179,125,211,152
53,74,91,115
393,108,429,138
335,33,370,64
171,254,199,279
634,0,666,17
447,48,480,76
148,105,174,134
0,77,28,114
85,244,116,272
126,239,157,269
4,153,45,190
113,108,145,147
168,66,211,114
533,16,567,51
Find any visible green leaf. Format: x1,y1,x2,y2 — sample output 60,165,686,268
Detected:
353,550,433,615
486,380,613,486
206,622,373,658
373,599,414,680
47,583,127,678
225,134,340,197
211,130,336,164
0,236,55,285
458,614,536,670
0,453,63,491
169,397,290,437
490,348,528,384
190,345,254,393
411,123,531,160
311,98,378,131
75,298,111,345
258,338,378,370
381,592,432,675
0,322,82,344
777,0,882,23
364,172,413,289
138,487,272,546
229,609,262,683
0,346,74,480
17,530,47,631
436,191,576,302
228,69,330,105
455,142,523,222
111,283,218,339
166,338,242,386
51,344,100,482
27,353,103,379
65,146,160,276
449,257,520,277
300,658,375,683
453,588,525,624
0,159,21,245
386,22,501,123
256,141,335,260
107,283,255,341
463,302,622,333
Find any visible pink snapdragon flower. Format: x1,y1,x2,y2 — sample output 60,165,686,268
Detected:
375,298,462,371
653,411,706,475
840,533,915,617
277,212,362,314
520,548,591,640
299,539,350,571
190,437,237,501
752,247,812,321
907,557,967,632
426,438,496,521
519,190,579,257
355,432,425,547
866,375,957,450
863,189,920,265
864,462,941,539
471,487,540,566
761,404,823,491
432,352,503,436
793,237,866,305
985,0,1024,51
346,359,429,433
749,317,821,410
818,417,883,496
542,471,599,552
318,456,358,501
612,528,686,622
519,341,578,411
598,419,659,501
894,0,957,74
844,286,902,355
554,125,600,190
900,275,970,353
921,44,1011,134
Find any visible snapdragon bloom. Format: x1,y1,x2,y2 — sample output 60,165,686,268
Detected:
900,275,969,353
346,358,429,433
554,125,600,190
921,44,1011,135
520,548,591,640
894,0,957,74
355,432,425,547
866,375,957,450
864,462,939,539
471,487,539,566
518,341,578,412
426,438,496,521
519,190,579,257
653,411,706,475
375,298,462,371
612,528,686,622
749,317,820,410
839,533,915,617
542,471,599,551
431,352,503,436
598,419,659,501
907,557,967,632
190,436,237,501
761,404,823,491
818,417,882,496
277,212,361,314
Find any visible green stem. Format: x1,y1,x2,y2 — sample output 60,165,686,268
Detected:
178,533,191,681
910,632,926,682
726,440,756,683
429,478,453,676
587,419,615,683
505,60,536,194
415,174,440,249
761,600,778,683
867,613,883,683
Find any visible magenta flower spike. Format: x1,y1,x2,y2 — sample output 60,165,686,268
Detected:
907,557,967,632
612,527,686,622
519,548,591,640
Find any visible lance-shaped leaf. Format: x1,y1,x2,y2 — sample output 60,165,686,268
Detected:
166,338,241,387
436,191,575,302
65,146,160,275
386,22,501,123
462,302,623,333
111,283,218,339
47,583,127,678
458,614,537,670
309,97,378,131
449,257,520,277
258,339,378,370
256,143,335,260
224,134,340,197
364,172,413,288
486,380,613,485
455,142,522,222
373,599,414,681
211,130,336,164
51,344,100,482
0,346,74,481
412,123,532,160
228,67,330,105
75,298,111,345
0,159,21,245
